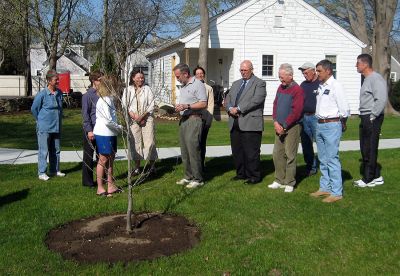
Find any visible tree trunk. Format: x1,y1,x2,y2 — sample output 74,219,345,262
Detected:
47,0,62,71
198,0,209,71
373,0,399,114
22,0,32,96
102,0,108,72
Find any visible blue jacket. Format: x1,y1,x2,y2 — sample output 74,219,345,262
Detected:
31,88,63,133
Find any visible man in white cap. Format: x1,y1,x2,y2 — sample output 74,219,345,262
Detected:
298,62,320,176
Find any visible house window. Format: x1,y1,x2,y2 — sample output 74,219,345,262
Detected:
390,72,397,82
325,55,337,78
262,55,274,77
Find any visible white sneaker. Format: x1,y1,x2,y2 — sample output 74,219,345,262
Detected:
268,181,284,189
284,185,294,193
371,176,384,186
176,178,191,185
38,174,50,181
186,180,204,189
353,179,369,187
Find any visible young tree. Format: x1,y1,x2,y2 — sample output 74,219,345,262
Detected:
105,0,162,232
307,0,399,113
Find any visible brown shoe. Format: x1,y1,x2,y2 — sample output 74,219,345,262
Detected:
322,195,343,203
310,190,331,198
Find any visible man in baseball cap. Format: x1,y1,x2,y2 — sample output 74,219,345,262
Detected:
298,62,320,177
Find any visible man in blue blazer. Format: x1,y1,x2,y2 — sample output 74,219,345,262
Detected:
225,60,266,184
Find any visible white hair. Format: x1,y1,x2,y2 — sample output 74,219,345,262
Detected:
279,63,294,76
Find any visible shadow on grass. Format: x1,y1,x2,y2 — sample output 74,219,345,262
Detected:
115,157,180,185
203,156,233,181
0,188,30,208
63,163,83,174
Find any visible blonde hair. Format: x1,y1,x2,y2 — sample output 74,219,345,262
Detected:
97,75,118,97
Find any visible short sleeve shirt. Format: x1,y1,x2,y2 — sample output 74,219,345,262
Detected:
178,77,207,116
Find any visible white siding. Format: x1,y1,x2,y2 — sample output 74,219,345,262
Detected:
182,0,363,114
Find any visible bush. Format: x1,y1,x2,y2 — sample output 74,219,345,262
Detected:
390,80,400,111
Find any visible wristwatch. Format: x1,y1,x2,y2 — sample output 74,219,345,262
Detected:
187,104,191,110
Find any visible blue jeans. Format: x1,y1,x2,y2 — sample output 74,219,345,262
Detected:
37,131,61,175
316,121,343,196
301,114,318,172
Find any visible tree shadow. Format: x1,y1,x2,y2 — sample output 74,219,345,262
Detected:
0,188,30,208
114,157,181,185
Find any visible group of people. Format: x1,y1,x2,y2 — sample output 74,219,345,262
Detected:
32,69,158,197
31,53,387,203
173,53,387,203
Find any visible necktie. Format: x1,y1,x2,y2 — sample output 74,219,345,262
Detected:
235,80,247,106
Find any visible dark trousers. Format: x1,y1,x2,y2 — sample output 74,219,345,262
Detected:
82,133,97,186
200,121,210,171
359,114,384,183
230,119,262,181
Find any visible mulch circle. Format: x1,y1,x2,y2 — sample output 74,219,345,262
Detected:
45,212,201,264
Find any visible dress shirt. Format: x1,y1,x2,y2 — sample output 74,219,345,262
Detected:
316,76,349,119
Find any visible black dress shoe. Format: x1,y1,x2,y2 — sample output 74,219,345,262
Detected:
245,178,261,185
231,175,246,181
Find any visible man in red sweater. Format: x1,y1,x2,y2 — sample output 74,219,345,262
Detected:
268,63,304,193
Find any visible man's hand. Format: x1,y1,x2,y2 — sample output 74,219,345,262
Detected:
87,131,95,141
274,121,284,135
175,104,188,112
229,107,239,117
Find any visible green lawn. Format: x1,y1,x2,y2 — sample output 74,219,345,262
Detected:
0,109,399,150
0,149,399,274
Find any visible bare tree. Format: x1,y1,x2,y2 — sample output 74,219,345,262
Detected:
105,0,162,232
108,0,160,74
0,0,32,95
307,0,399,113
198,0,209,71
32,0,81,70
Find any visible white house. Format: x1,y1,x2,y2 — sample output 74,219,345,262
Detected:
124,49,152,84
146,0,366,114
30,44,91,94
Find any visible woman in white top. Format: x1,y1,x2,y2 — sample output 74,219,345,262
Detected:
93,75,123,196
122,69,158,174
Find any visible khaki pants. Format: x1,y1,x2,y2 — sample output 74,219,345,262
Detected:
273,124,301,187
130,116,158,161
179,116,203,182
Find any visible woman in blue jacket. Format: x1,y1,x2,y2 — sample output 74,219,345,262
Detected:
31,70,65,181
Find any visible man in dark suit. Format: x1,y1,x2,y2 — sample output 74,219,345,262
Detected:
225,60,266,184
